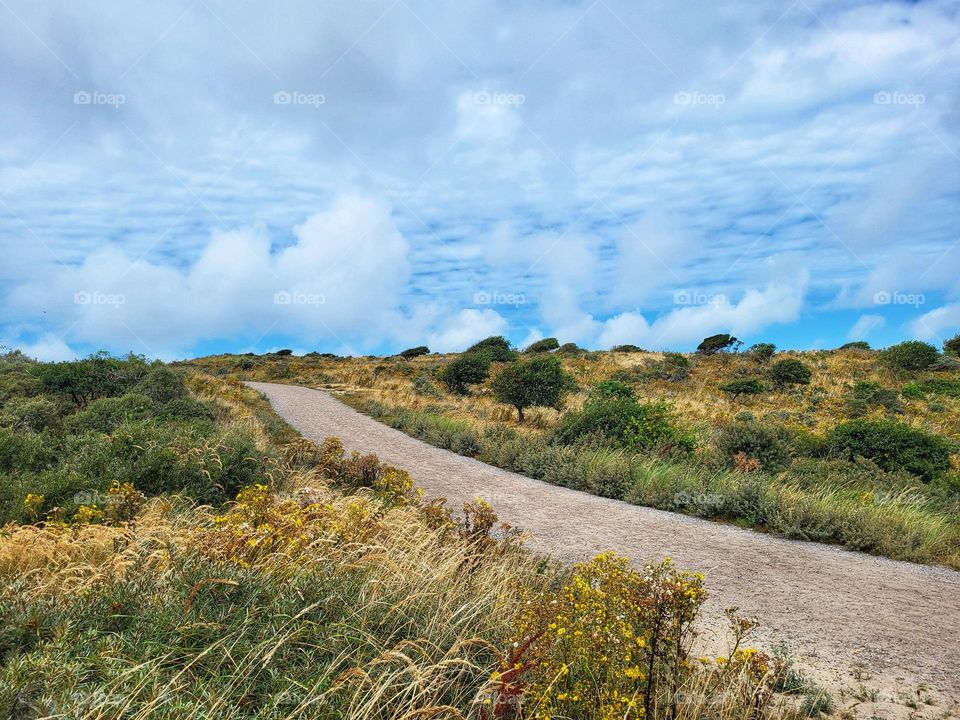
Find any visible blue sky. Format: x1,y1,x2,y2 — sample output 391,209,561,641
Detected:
1,0,958,360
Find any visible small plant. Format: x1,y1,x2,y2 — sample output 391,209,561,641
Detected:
524,337,559,353
491,355,575,422
846,381,901,417
720,378,766,398
398,345,430,358
611,344,644,352
439,353,491,394
556,342,583,354
880,340,939,372
769,358,812,388
838,341,870,351
589,379,635,402
943,333,960,356
411,371,440,397
696,333,741,355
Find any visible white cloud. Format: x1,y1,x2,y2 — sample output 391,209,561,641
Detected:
909,304,960,342
847,314,885,340
427,308,508,353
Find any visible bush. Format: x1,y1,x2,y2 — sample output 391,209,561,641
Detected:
524,337,559,353
748,343,776,363
828,419,952,481
464,336,517,362
556,342,583,354
66,394,159,434
438,353,491,394
769,358,812,388
274,349,294,356
639,353,690,382
846,381,901,417
880,341,939,372
32,352,149,408
696,333,740,355
589,379,635,402
838,341,870,351
411,371,440,397
717,422,791,473
398,345,430,359
491,355,574,422
931,355,960,372
610,344,644,352
902,378,960,399
719,378,766,397
943,334,960,355
555,397,694,453
0,396,61,432
134,366,187,404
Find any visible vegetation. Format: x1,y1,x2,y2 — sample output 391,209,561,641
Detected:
838,341,870,351
880,340,940,372
828,419,953,481
184,337,960,569
524,337,560,353
769,359,812,388
439,352,491,394
748,343,777,363
465,335,518,362
720,378,767,398
945,334,960,355
697,333,741,355
491,355,574,422
398,345,430,358
0,350,805,719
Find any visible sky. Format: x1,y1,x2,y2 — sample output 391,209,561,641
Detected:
1,0,958,361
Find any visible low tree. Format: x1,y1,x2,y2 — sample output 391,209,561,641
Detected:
696,333,740,355
524,337,560,353
719,378,766,398
398,345,430,359
274,349,294,356
611,344,644,353
491,355,574,422
747,343,776,363
943,334,960,356
880,341,939,372
556,342,583,354
438,353,490,394
465,336,517,362
838,341,871,351
769,358,812,388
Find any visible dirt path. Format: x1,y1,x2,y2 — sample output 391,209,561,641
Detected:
249,381,960,709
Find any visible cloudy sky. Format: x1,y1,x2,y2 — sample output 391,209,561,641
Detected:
1,0,958,360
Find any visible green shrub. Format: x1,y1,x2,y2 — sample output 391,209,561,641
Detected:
748,343,776,363
932,355,960,371
438,353,491,394
398,345,430,359
556,342,583,355
769,359,812,388
903,378,960,398
589,379,635,402
0,396,61,432
134,365,187,404
31,352,150,408
555,397,693,453
943,334,960,355
155,396,217,423
610,344,644,353
640,353,690,382
411,371,441,397
524,337,560,353
837,341,870,351
846,381,902,417
696,333,740,355
716,422,791,472
66,394,159,434
491,355,574,422
828,419,952,481
719,378,766,397
880,341,939,372
464,336,517,362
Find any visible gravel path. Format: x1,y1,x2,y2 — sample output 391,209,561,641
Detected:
249,381,960,702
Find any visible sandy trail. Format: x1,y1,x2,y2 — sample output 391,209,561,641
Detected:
249,381,960,705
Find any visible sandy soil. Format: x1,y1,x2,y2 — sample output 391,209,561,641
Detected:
249,381,960,716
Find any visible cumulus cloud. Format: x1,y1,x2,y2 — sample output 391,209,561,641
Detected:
427,308,508,353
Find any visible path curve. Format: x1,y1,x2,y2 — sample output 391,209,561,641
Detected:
249,382,960,701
